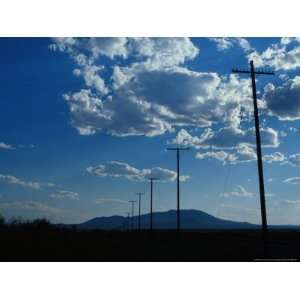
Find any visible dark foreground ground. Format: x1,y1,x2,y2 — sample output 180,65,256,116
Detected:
1,225,300,261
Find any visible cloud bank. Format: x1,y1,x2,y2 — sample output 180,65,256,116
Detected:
86,160,190,182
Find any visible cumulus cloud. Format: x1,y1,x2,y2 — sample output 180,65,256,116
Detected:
263,152,286,164
51,190,79,200
252,152,300,167
86,161,190,182
223,185,254,198
172,126,279,150
263,76,300,121
0,173,56,190
195,143,257,165
0,142,15,150
50,37,263,138
194,146,300,168
282,199,300,209
287,154,300,167
209,38,252,52
283,177,300,185
76,65,109,95
50,37,129,59
196,150,233,164
94,198,128,205
0,174,42,190
248,38,300,71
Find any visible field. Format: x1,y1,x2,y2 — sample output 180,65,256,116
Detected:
1,221,300,261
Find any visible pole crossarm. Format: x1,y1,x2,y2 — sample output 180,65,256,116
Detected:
166,147,190,151
232,68,274,75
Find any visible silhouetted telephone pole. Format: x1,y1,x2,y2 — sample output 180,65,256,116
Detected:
127,212,130,232
148,177,159,231
136,192,145,231
232,60,274,252
129,200,136,231
167,147,189,232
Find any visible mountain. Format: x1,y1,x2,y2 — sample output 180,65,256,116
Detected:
76,209,258,230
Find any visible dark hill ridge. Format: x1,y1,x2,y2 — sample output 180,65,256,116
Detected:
76,209,258,230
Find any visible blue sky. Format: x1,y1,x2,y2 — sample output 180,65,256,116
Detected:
1,37,300,224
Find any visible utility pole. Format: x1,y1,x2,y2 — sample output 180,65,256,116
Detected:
127,212,130,232
148,177,159,231
136,192,145,231
232,60,274,253
128,200,136,231
167,147,189,232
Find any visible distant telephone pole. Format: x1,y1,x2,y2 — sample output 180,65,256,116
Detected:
148,177,159,231
127,212,130,232
136,192,145,231
167,147,189,232
232,60,274,251
128,200,136,231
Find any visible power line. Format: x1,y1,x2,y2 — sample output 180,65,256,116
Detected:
166,147,189,232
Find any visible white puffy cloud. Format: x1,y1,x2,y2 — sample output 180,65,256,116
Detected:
0,174,42,190
129,37,199,69
87,161,141,180
263,152,286,164
0,173,56,190
195,150,234,164
195,144,257,165
263,77,300,121
86,161,189,182
87,37,129,59
94,198,128,205
49,37,78,53
195,146,290,166
253,152,300,167
50,38,129,99
51,190,79,200
209,38,252,52
282,199,300,209
77,65,108,95
51,38,263,138
248,38,300,71
234,144,257,162
223,185,254,198
63,89,113,135
281,38,300,45
50,37,129,59
0,142,15,150
67,70,253,137
283,177,300,185
287,154,300,167
172,126,279,150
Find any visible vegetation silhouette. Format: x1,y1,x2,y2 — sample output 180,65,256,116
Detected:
0,213,300,261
